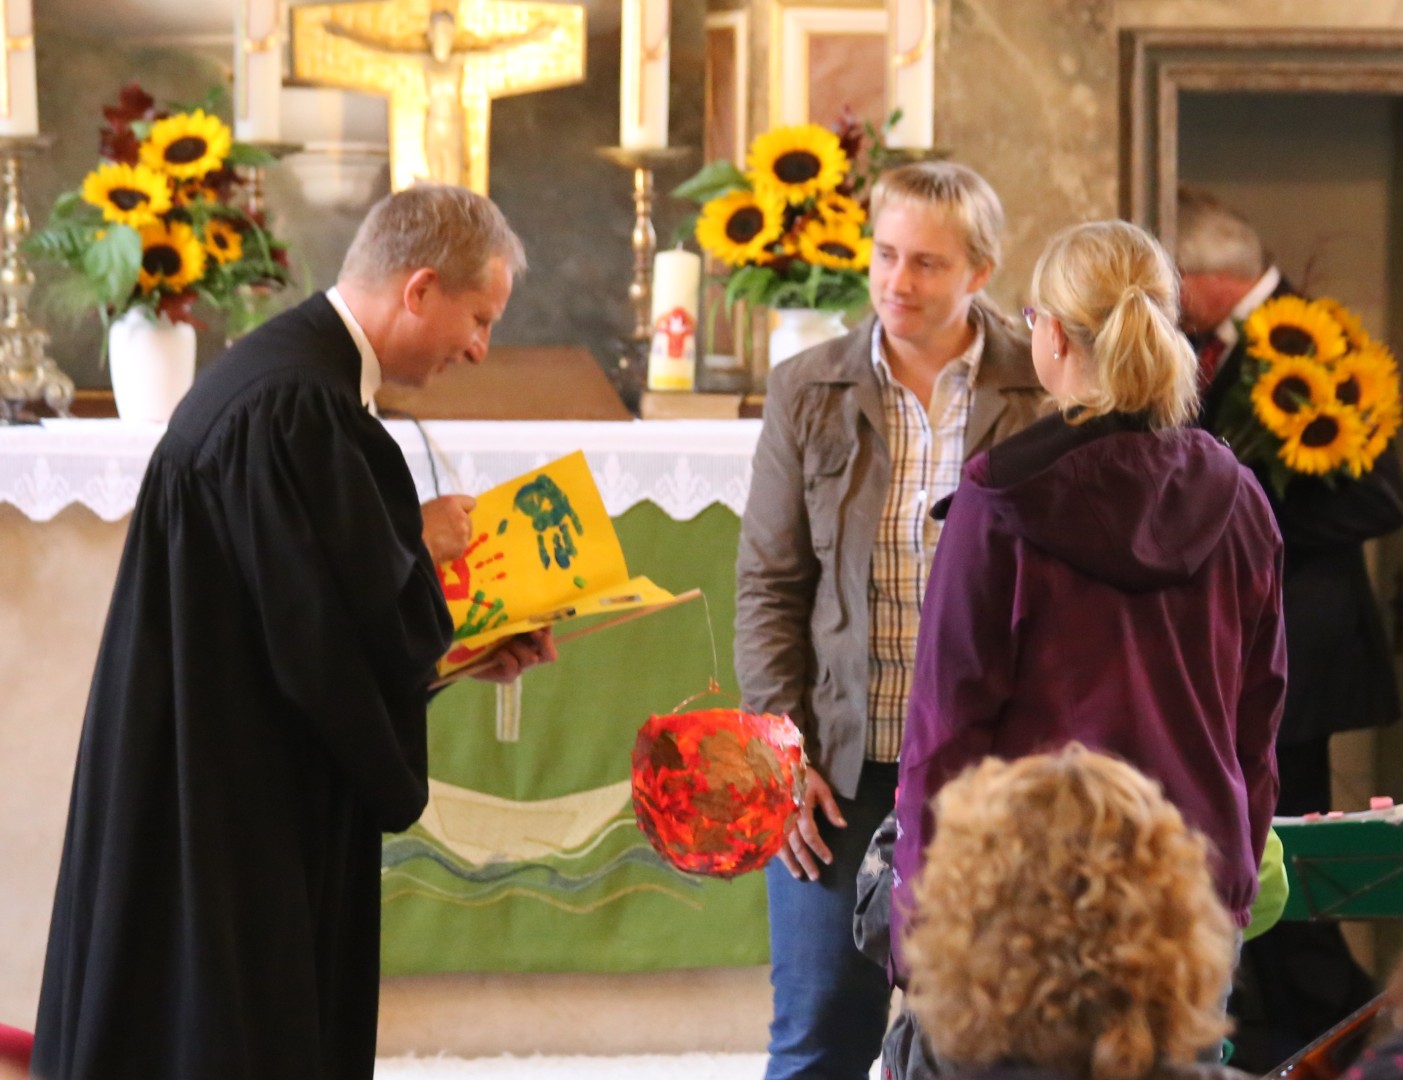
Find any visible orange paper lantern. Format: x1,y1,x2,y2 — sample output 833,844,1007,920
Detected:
631,707,806,878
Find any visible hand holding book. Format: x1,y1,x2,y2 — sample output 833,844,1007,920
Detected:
430,451,700,688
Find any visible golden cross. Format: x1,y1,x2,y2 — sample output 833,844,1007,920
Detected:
290,0,585,194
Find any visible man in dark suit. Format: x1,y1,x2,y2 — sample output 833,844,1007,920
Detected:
33,185,554,1080
1177,186,1403,1071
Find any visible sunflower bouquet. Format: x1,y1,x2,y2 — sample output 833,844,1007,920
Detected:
27,83,290,340
1214,295,1402,496
674,114,891,315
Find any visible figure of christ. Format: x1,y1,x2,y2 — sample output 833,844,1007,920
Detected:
325,9,550,186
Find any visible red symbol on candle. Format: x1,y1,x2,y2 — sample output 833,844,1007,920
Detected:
654,307,696,359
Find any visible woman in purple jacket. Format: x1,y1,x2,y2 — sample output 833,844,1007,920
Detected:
890,219,1287,977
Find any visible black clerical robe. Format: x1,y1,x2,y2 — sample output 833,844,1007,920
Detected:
32,295,453,1080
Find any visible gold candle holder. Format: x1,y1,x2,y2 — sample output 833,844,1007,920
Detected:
598,146,693,342
0,135,74,423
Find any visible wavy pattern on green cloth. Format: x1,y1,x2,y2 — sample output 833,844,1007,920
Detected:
381,502,771,974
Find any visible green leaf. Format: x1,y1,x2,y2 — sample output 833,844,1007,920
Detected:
671,160,749,204
81,225,142,305
50,190,85,220
225,141,275,167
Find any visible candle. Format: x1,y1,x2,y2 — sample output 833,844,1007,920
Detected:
619,0,669,151
235,0,283,143
647,248,700,392
886,0,934,150
0,0,38,138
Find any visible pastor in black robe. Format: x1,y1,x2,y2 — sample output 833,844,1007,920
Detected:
32,294,453,1080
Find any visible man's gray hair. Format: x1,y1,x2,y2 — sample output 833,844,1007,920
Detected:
1176,186,1264,280
339,184,527,292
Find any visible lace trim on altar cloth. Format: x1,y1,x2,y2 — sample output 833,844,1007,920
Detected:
0,419,763,523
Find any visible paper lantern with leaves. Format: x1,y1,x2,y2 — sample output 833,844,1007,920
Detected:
631,707,806,878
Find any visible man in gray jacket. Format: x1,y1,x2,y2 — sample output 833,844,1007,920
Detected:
735,161,1046,1080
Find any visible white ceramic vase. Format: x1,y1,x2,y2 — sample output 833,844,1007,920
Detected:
768,308,847,369
107,308,197,423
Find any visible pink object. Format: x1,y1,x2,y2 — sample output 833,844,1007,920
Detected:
1371,796,1395,810
1326,810,1345,819
0,1023,32,1071
1303,812,1323,822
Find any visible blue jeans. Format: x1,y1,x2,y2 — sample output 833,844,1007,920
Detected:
765,761,898,1080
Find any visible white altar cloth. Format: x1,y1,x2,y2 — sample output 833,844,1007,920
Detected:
0,418,764,522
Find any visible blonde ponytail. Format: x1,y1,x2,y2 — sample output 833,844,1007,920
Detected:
1031,220,1199,429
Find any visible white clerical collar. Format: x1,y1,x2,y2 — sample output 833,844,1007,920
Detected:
325,285,382,414
1214,265,1282,352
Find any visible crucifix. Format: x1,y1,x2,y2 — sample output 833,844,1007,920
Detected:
290,0,585,194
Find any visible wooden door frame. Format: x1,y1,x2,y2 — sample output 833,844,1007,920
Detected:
1119,28,1403,248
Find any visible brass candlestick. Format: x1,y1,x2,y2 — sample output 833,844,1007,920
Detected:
599,147,692,336
598,146,693,411
0,135,73,423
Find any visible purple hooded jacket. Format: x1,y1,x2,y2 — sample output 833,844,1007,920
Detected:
891,413,1286,978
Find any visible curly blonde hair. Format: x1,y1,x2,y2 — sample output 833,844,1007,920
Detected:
903,745,1236,1080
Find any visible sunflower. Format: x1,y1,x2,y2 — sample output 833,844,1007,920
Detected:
1362,399,1403,470
747,124,849,205
140,109,232,181
170,177,213,208
79,162,171,227
1250,356,1335,437
1332,346,1399,414
1280,401,1366,476
695,188,786,266
137,219,206,294
1316,297,1371,350
796,218,871,272
815,192,864,225
1244,296,1348,366
203,218,244,265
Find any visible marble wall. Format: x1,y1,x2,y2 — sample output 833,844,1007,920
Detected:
934,0,1119,312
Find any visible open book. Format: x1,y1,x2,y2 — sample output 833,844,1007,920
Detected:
431,450,700,687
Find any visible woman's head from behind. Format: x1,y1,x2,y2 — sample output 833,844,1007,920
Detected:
1029,219,1198,429
903,744,1235,1080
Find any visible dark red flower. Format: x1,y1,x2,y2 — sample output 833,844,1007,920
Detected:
100,83,163,165
155,289,206,330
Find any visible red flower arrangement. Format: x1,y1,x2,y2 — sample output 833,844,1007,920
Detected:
631,707,806,879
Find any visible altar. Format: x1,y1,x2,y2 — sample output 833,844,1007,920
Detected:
0,417,778,1052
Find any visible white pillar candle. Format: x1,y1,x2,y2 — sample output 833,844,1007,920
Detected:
235,0,283,143
0,0,38,138
619,0,669,151
885,0,934,150
647,248,700,392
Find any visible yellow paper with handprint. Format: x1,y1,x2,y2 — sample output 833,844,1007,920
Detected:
434,451,696,680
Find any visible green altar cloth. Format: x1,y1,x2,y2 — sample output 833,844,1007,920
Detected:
381,502,771,974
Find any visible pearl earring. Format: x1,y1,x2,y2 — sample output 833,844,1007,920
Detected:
1053,349,1061,361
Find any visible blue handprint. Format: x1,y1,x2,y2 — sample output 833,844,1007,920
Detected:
513,475,584,571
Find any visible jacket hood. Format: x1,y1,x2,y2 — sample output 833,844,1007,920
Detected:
967,423,1243,592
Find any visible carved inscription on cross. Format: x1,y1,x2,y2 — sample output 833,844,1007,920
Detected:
290,0,585,194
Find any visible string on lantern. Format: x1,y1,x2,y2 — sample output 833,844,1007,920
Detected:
630,592,807,879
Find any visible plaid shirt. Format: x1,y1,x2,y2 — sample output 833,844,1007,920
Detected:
865,315,984,761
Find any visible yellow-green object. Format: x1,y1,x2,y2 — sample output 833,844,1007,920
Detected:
1244,828,1288,942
